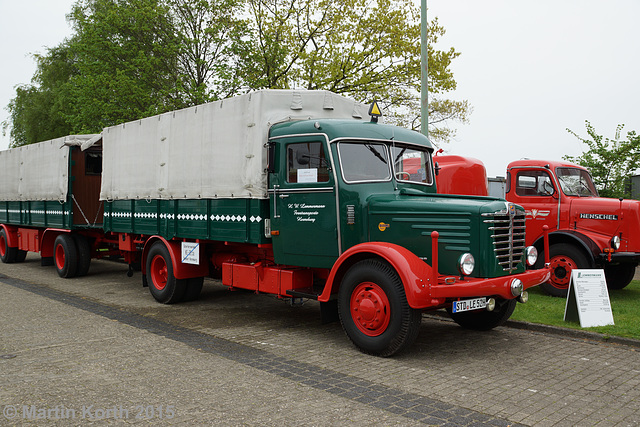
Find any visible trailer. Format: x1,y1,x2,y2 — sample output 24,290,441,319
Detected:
0,90,551,356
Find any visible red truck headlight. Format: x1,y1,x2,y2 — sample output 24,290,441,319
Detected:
611,235,621,250
525,246,538,267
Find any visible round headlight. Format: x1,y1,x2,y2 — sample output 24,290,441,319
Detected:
611,235,621,250
525,246,538,267
510,278,524,297
458,253,475,276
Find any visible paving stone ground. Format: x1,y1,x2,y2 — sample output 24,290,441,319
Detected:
1,255,639,426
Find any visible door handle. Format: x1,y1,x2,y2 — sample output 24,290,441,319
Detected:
279,194,289,199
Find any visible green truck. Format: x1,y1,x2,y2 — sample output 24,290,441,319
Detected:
0,90,550,356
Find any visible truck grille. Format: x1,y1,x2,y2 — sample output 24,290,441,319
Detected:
482,207,526,272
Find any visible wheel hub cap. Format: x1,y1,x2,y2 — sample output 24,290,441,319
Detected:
350,282,390,336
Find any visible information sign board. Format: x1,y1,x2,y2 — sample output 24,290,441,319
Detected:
564,269,614,327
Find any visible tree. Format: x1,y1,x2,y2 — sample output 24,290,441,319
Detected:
565,121,640,198
2,44,77,147
241,0,469,143
4,0,469,146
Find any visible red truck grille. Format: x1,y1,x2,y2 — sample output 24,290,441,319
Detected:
482,208,526,273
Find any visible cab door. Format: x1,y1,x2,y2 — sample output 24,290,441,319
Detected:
508,168,559,240
269,136,339,268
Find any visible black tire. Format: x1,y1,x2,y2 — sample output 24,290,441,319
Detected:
535,243,591,297
604,263,636,290
447,298,517,331
54,234,79,278
15,250,27,263
0,228,18,263
338,259,422,357
182,277,204,302
73,234,92,277
146,242,186,304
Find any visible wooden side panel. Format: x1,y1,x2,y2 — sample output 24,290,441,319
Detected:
70,147,103,226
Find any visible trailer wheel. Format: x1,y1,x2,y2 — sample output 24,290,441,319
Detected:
182,277,204,302
73,234,92,277
15,250,27,263
447,298,516,331
0,228,18,263
604,264,636,290
146,242,186,304
338,259,421,357
54,234,78,278
537,243,591,297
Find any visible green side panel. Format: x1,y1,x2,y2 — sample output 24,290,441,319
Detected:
0,200,71,229
133,199,160,235
0,201,6,223
176,199,209,239
103,198,270,244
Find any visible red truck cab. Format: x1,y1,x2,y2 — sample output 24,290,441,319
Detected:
506,159,640,296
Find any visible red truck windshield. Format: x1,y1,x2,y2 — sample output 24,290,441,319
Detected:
556,167,598,197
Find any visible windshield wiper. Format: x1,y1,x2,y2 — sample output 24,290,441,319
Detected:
365,143,387,164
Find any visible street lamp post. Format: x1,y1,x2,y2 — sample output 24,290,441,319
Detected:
420,0,428,138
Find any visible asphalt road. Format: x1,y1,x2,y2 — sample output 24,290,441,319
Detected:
1,254,639,426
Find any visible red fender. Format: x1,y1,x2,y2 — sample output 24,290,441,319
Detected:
318,242,442,309
0,224,18,248
141,236,208,280
41,229,71,258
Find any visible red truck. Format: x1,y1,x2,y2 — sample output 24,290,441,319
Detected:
436,155,640,296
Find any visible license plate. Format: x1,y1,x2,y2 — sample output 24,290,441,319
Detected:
452,297,487,313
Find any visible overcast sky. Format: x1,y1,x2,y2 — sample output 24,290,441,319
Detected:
1,0,639,178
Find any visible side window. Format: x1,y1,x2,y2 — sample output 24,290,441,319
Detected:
516,170,555,196
287,142,329,184
85,151,102,175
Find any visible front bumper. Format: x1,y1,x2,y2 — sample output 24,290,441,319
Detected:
429,266,552,302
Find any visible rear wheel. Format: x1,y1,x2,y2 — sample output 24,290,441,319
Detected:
73,234,92,277
447,298,517,330
338,259,421,357
182,277,204,302
604,264,636,290
0,228,18,263
146,242,186,304
536,243,591,297
54,234,78,278
15,250,27,263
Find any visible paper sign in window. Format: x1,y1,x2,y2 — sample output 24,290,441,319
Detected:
297,168,318,183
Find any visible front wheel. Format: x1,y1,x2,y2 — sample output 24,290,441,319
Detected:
604,264,636,290
447,298,516,330
146,242,186,304
536,243,591,297
338,259,421,357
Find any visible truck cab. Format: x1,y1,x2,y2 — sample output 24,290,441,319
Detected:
507,159,640,296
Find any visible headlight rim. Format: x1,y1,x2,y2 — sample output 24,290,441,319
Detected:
458,253,475,276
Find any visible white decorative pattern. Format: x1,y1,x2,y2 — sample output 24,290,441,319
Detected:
105,211,262,223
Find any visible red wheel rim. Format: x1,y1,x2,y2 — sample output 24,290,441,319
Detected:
548,254,577,289
0,234,6,257
350,282,391,336
55,243,66,270
150,254,168,291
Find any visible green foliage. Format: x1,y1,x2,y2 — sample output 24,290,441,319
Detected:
565,121,640,198
242,0,470,143
4,0,469,147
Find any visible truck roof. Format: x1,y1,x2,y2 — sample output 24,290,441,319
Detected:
269,119,432,149
507,159,587,171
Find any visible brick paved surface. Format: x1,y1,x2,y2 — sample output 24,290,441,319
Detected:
1,256,639,426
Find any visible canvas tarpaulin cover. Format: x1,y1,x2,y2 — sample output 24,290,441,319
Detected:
0,135,99,201
100,90,367,201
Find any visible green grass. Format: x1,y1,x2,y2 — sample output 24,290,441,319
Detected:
510,279,640,341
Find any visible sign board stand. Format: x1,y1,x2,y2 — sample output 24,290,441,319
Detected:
564,269,614,327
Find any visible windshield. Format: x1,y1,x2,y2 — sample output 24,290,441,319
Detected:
338,142,392,182
556,167,598,197
391,145,433,185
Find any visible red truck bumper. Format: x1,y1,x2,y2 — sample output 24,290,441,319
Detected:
428,267,551,302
